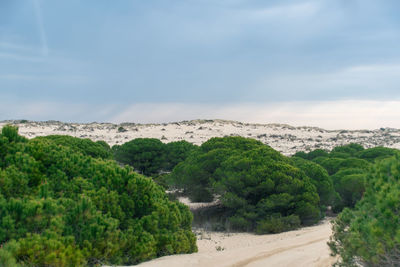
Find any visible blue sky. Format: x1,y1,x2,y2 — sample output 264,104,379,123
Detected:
1,0,400,129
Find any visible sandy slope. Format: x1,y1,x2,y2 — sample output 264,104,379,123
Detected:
133,219,336,267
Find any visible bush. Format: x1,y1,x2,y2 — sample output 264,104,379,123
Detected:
169,137,321,232
329,155,400,266
291,157,335,206
331,169,366,212
298,144,399,212
117,126,127,132
0,126,197,266
256,215,301,234
37,135,113,160
113,138,166,175
113,139,197,176
356,146,397,162
229,215,251,231
331,143,364,157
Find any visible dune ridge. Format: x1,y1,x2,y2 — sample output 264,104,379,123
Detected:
1,119,400,155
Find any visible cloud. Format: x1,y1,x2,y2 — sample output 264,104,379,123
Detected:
1,0,400,121
0,41,35,52
0,73,89,83
0,100,119,123
32,0,48,56
0,52,44,62
251,63,400,101
248,2,319,20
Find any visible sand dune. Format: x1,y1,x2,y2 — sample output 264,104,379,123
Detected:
1,119,400,155
134,219,335,267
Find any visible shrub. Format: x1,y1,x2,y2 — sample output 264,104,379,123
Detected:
298,144,399,212
169,137,321,232
113,138,166,175
291,157,335,206
329,155,400,266
37,135,113,159
113,139,197,176
256,215,301,234
331,143,364,157
0,128,197,266
117,126,127,132
356,146,397,162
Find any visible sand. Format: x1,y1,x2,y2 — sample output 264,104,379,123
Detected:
133,219,335,267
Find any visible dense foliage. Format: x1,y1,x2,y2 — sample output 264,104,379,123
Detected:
291,157,336,207
37,135,113,160
329,155,400,266
169,137,321,233
113,138,197,176
294,144,397,212
0,126,196,266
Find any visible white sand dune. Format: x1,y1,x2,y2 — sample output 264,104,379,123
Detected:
134,219,335,267
1,119,400,155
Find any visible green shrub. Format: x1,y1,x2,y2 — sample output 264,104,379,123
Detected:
332,170,366,212
0,129,197,266
256,215,301,234
37,135,112,159
113,139,197,176
356,146,397,162
117,126,127,133
291,157,335,206
229,215,251,231
329,155,400,266
0,243,21,267
331,144,364,157
170,137,321,232
297,144,398,212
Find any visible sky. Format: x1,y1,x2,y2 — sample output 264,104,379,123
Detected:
1,0,400,129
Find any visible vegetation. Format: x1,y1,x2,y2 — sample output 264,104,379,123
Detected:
294,144,398,212
0,126,196,266
2,124,400,266
36,135,113,160
113,138,197,176
295,144,400,265
169,137,321,232
291,157,336,207
329,155,400,266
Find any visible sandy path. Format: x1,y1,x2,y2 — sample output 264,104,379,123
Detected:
133,219,336,267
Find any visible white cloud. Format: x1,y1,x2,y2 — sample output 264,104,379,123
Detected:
0,73,89,84
32,0,48,56
345,64,400,74
0,100,118,123
253,63,400,98
0,52,44,62
0,42,35,52
249,2,319,20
